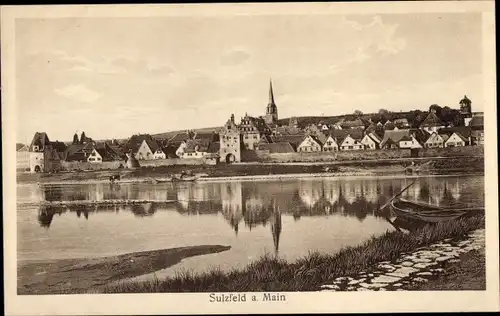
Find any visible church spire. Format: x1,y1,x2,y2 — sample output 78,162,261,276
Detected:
269,79,275,105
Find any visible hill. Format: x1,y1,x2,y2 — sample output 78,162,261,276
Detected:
151,126,222,140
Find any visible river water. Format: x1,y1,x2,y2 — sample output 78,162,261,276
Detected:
17,175,484,278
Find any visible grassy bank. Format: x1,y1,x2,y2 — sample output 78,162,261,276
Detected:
403,249,486,291
17,156,484,184
102,215,484,293
18,245,231,295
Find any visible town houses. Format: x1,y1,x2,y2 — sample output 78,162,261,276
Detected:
18,83,485,173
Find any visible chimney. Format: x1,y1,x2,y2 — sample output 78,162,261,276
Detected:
230,114,235,123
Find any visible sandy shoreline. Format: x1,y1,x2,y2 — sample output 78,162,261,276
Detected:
16,170,483,187
17,245,231,295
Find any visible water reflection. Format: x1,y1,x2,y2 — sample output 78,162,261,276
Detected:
30,177,484,256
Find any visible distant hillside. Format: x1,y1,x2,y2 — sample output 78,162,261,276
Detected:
96,111,420,144
152,126,222,140
278,111,414,128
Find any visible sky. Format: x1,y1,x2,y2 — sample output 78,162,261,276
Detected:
15,13,483,143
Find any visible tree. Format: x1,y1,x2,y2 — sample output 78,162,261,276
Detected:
354,110,363,116
72,133,79,144
378,109,392,122
429,104,442,116
80,131,87,144
370,113,383,123
440,106,464,127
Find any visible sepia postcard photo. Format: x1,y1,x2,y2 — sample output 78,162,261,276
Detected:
2,1,499,315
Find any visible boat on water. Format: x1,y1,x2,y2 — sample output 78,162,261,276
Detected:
152,175,198,183
390,198,485,223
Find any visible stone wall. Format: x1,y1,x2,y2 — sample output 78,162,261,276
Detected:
250,146,484,163
61,160,126,171
138,157,218,167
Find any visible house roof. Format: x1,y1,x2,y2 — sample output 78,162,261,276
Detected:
16,143,27,151
144,138,160,153
326,128,364,140
160,144,179,158
367,132,382,143
125,134,154,152
107,145,126,159
399,135,413,142
259,142,295,153
168,132,193,144
380,130,411,148
420,111,445,127
95,148,115,162
50,141,67,153
271,135,305,147
409,128,430,144
339,134,364,146
469,115,484,128
194,132,217,140
364,123,377,133
30,132,51,148
449,132,469,143
63,144,86,161
426,132,449,143
304,134,323,147
438,126,472,138
184,139,212,153
258,135,273,145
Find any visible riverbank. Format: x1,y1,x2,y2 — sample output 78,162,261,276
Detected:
17,156,484,185
17,245,231,295
97,215,484,294
403,246,486,290
320,229,485,291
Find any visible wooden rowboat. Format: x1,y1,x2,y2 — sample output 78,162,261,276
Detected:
390,198,484,223
152,175,198,183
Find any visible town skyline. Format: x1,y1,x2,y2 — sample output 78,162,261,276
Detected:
16,13,483,143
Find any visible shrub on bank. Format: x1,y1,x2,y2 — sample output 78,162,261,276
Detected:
103,215,484,293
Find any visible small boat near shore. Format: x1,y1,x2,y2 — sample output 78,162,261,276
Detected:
151,175,199,183
390,198,484,223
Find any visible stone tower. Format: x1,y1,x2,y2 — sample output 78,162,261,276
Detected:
219,114,242,163
459,95,472,116
460,95,473,126
264,79,278,125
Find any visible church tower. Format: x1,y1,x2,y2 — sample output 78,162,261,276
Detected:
459,95,473,126
264,79,278,125
459,95,472,116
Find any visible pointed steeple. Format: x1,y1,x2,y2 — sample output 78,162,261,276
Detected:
265,78,278,125
268,79,275,105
